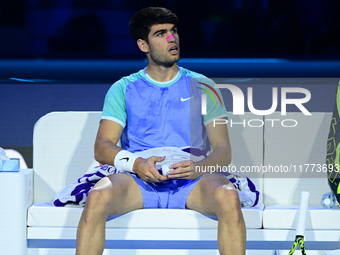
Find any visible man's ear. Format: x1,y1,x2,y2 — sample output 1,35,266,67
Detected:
137,39,149,53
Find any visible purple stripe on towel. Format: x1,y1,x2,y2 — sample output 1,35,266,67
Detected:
182,147,208,157
246,176,259,206
71,183,94,196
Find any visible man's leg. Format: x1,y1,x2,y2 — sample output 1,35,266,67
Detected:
186,174,246,255
76,173,143,255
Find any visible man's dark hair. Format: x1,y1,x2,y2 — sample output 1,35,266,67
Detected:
129,7,179,43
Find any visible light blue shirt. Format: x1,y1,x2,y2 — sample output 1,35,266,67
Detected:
101,66,228,152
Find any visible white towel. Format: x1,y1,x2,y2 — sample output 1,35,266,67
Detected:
53,147,259,207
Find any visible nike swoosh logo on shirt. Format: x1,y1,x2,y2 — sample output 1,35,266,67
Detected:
180,96,193,102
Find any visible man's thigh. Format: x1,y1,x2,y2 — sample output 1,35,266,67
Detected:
186,174,234,216
91,173,144,215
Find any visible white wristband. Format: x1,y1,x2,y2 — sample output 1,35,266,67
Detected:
114,150,139,172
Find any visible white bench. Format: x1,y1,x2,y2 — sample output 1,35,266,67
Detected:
4,111,339,255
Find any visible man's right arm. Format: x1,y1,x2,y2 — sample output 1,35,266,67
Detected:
94,119,123,166
94,119,168,182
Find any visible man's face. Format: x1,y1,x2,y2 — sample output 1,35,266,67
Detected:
145,23,180,67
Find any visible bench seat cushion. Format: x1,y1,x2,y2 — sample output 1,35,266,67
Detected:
28,202,264,229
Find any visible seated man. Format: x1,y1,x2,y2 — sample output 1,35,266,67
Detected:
76,7,246,255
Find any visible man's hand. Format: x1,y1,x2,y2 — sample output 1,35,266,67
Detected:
133,156,168,182
167,160,204,180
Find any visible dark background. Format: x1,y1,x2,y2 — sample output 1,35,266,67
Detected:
1,0,340,167
1,0,340,59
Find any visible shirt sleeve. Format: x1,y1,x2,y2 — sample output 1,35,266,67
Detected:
101,78,128,128
198,78,228,126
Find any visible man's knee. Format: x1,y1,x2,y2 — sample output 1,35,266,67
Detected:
214,185,242,218
83,173,143,220
83,187,113,221
87,186,112,206
83,175,125,219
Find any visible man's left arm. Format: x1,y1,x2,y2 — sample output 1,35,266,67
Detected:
168,120,231,179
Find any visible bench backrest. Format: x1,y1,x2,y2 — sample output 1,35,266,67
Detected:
33,112,101,203
33,111,331,206
263,112,331,206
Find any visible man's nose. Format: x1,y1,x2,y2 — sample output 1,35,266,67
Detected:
166,34,175,42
